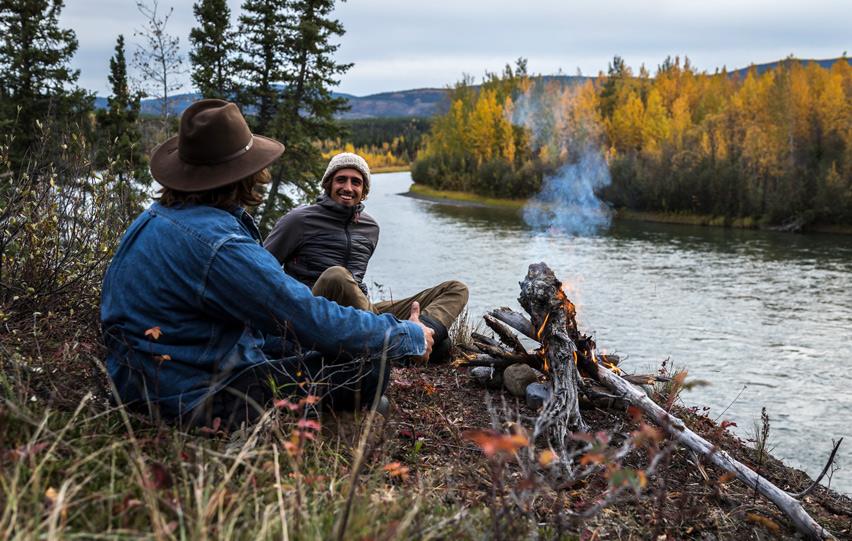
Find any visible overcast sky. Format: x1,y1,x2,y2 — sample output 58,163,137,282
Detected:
60,0,851,97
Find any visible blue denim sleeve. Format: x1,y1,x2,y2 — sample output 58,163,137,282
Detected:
202,235,426,359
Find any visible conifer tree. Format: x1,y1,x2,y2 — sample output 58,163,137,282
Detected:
97,35,148,187
235,0,289,135
0,0,90,172
257,0,352,230
189,0,235,99
598,55,630,120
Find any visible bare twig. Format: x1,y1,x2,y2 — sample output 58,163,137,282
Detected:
788,438,844,499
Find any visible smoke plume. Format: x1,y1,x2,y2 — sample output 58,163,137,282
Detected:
512,82,613,236
523,152,612,236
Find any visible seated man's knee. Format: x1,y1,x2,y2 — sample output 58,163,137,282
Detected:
314,266,352,288
446,280,469,303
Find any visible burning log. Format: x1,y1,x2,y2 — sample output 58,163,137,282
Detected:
518,263,588,441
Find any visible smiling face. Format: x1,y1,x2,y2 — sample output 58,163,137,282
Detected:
328,167,365,207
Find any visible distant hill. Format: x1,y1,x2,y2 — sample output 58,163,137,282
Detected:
95,88,456,119
727,57,851,79
337,88,450,119
92,57,849,119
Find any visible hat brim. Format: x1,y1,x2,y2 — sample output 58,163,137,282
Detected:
150,134,285,192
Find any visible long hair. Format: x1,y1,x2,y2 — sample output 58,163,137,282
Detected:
157,168,271,209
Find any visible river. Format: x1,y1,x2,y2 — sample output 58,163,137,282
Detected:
361,171,852,496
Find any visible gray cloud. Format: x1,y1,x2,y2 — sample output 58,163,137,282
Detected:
59,0,850,97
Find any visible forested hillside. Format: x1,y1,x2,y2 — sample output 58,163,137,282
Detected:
413,57,852,227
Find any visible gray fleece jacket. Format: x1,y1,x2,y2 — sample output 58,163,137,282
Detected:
264,195,379,295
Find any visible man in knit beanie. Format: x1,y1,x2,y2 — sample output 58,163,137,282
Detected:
265,152,469,363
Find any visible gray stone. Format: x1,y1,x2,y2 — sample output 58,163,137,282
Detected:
503,363,542,397
525,383,551,410
470,366,502,389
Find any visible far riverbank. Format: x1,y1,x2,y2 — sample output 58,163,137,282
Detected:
404,182,852,235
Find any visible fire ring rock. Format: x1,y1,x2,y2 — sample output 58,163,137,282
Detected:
503,363,542,397
526,382,551,410
470,366,503,389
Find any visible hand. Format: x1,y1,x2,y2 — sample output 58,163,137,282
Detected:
408,301,434,362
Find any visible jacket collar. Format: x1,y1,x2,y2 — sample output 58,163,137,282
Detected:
149,202,262,242
315,194,364,223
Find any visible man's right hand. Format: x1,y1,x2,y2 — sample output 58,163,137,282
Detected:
408,301,434,362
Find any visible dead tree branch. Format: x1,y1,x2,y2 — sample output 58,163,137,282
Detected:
788,438,844,499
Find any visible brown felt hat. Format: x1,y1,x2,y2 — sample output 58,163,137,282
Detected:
149,99,284,192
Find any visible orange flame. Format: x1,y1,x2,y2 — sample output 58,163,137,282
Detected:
537,346,550,373
555,287,576,317
604,361,622,375
536,313,550,340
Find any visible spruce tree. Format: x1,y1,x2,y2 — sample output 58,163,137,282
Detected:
189,0,235,99
234,0,289,135
598,55,630,120
0,0,90,172
257,0,352,230
96,35,148,188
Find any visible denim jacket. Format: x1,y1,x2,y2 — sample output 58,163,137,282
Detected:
100,202,425,419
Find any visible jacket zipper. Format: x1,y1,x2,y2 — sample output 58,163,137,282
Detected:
343,220,352,267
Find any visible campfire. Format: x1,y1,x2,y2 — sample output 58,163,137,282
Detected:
454,262,836,540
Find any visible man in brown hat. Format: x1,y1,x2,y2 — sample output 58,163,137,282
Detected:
100,99,433,428
265,152,469,363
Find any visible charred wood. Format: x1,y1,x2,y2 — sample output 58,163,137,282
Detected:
518,263,588,443
489,307,537,341
470,332,503,349
483,314,529,355
454,354,516,369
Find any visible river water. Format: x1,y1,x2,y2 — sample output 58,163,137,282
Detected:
361,171,852,495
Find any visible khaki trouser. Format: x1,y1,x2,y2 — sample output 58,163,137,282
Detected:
312,266,468,330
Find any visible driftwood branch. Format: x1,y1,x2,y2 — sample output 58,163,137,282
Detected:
592,361,834,540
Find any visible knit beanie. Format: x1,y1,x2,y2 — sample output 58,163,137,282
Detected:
321,152,371,198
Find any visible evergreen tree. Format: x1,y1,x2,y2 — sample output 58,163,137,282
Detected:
0,0,90,173
234,0,289,135
189,0,235,99
257,0,352,231
598,55,630,120
96,35,148,187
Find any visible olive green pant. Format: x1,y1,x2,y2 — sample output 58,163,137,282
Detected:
312,266,469,330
